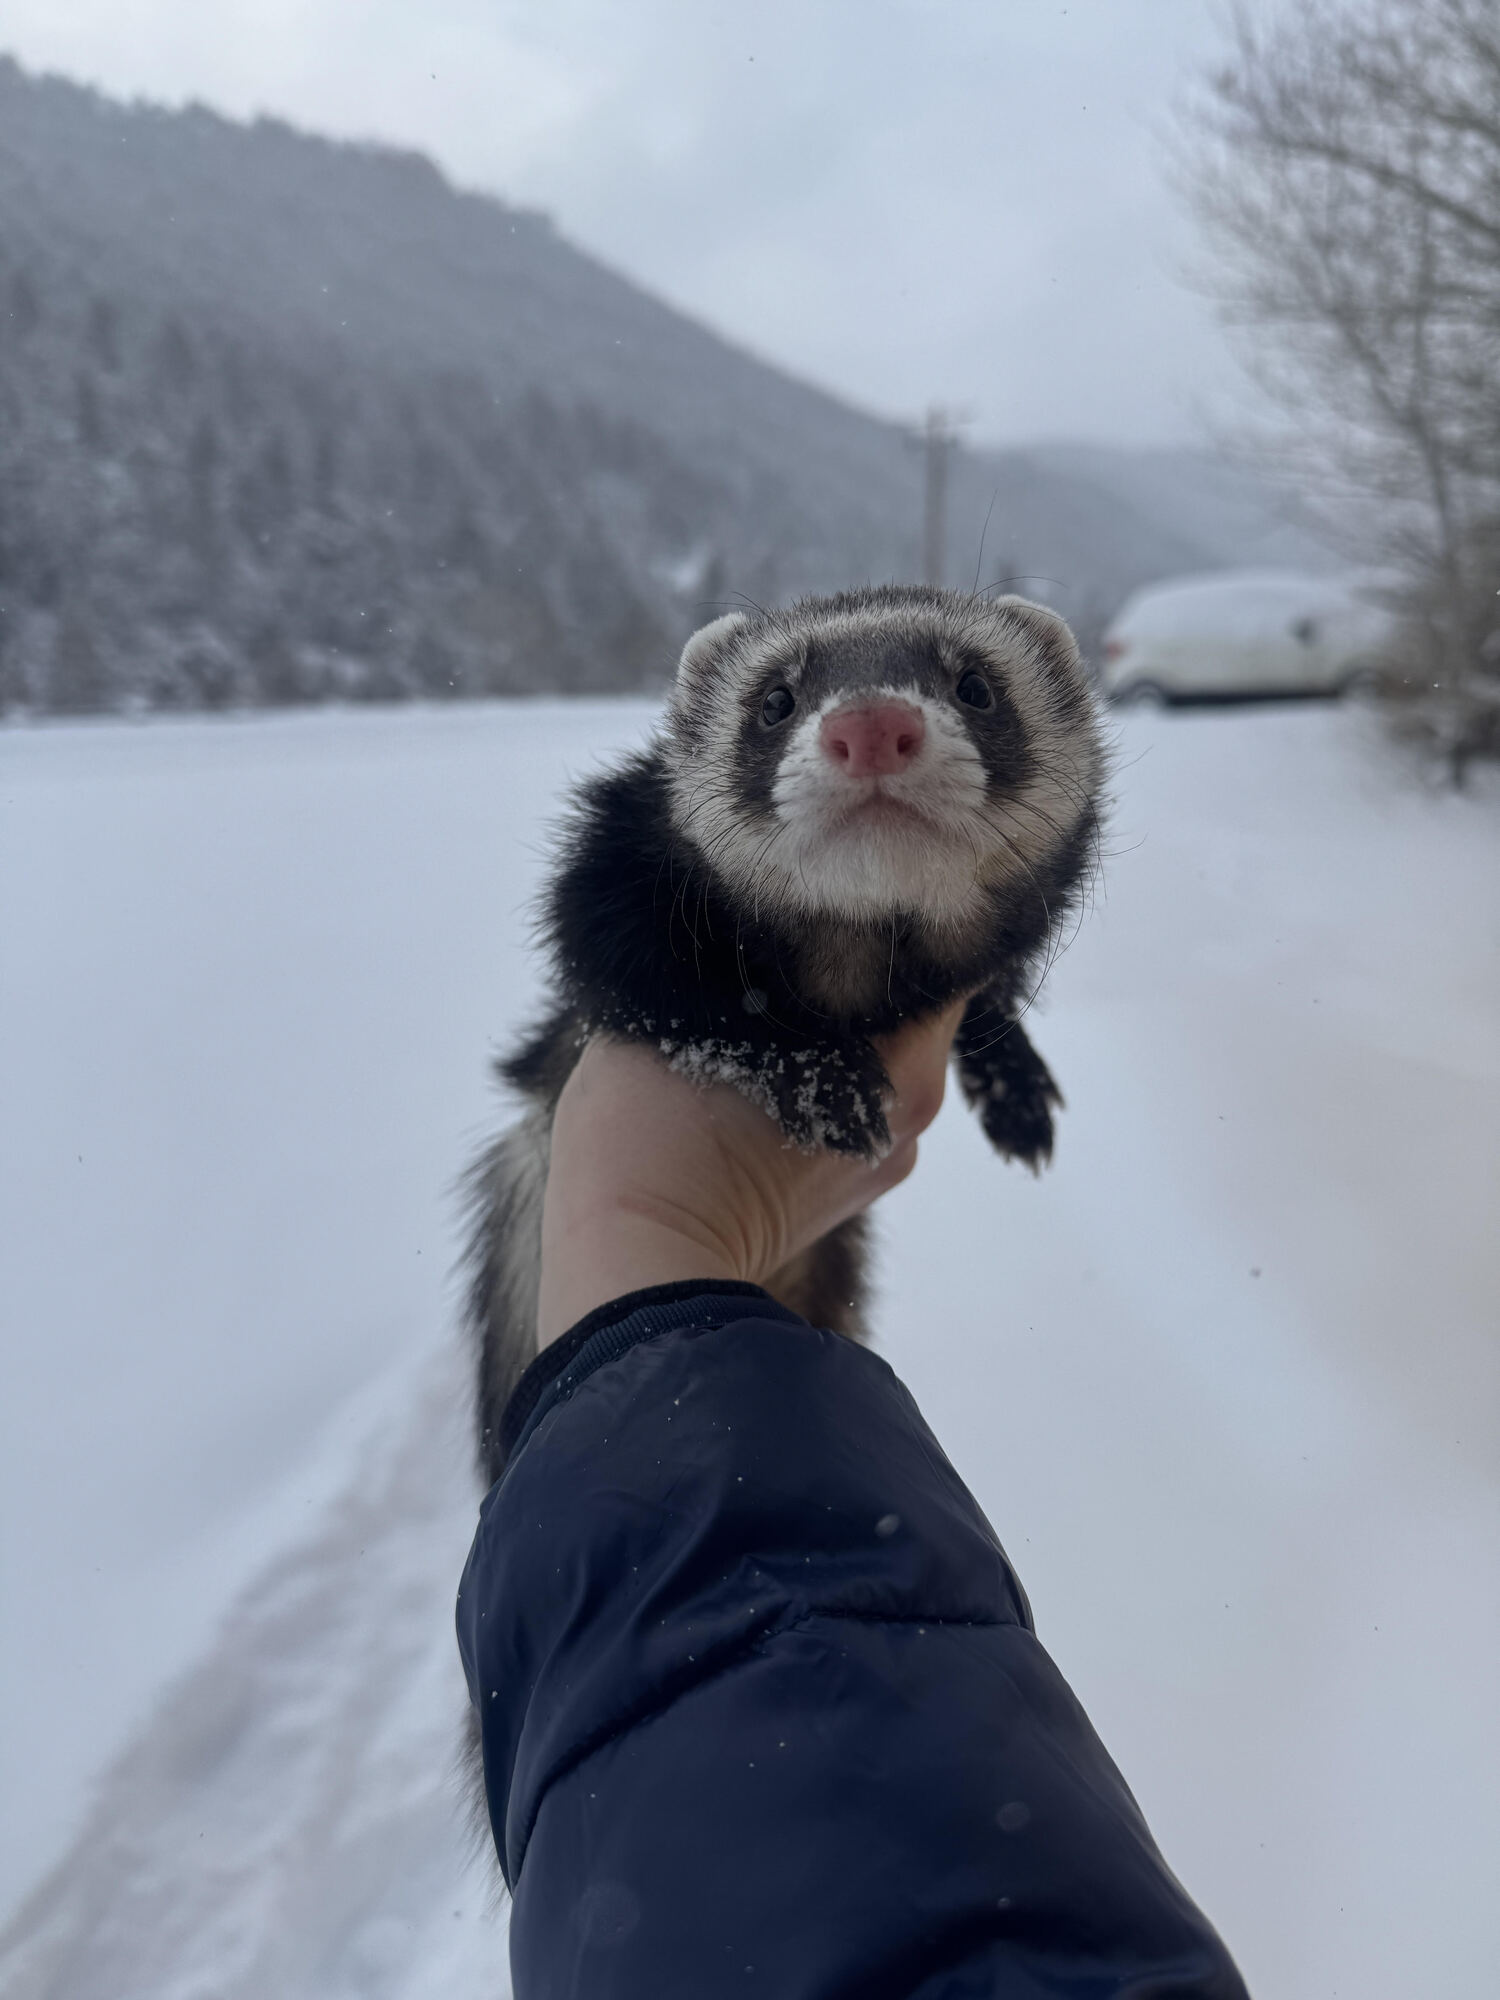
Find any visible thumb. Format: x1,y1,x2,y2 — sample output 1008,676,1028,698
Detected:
877,998,968,1144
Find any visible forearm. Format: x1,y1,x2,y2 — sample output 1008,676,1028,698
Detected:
457,1289,1248,2000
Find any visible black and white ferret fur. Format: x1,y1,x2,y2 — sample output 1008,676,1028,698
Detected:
465,584,1106,1483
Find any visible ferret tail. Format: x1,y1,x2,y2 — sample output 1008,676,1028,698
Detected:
462,1104,552,1488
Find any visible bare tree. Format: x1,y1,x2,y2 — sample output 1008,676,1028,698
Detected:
1184,0,1500,776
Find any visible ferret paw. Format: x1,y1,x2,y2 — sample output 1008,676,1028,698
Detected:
975,1075,1057,1171
779,1047,891,1159
957,1025,1062,1173
658,1035,890,1159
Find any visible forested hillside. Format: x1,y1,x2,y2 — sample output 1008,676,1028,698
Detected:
0,57,1315,713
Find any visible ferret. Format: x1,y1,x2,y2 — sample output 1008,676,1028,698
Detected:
464,583,1106,1484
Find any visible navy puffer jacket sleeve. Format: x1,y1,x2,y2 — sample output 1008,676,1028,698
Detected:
456,1282,1248,1999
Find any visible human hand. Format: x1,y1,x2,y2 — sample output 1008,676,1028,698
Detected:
536,1002,966,1347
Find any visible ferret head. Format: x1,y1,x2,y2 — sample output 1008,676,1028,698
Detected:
662,585,1103,931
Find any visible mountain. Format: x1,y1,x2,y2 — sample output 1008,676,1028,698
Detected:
1023,442,1337,577
0,57,1326,713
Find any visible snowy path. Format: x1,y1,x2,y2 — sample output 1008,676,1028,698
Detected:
1,699,1496,1998
0,1342,508,2000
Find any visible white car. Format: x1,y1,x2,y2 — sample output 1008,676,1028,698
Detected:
1100,569,1395,704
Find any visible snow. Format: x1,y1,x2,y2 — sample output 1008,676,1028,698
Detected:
1,699,1497,1998
1112,566,1379,627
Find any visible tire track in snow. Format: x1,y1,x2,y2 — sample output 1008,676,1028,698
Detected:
0,1342,510,2000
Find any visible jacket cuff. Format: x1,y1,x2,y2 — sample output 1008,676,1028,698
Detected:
498,1279,796,1467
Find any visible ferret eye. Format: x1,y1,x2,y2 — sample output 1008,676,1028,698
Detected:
956,669,994,711
760,685,796,727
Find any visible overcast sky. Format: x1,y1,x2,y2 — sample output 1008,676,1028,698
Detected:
0,0,1259,449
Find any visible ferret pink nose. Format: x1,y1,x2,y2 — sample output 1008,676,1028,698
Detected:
820,702,925,777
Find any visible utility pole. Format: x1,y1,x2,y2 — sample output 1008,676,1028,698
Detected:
917,405,972,588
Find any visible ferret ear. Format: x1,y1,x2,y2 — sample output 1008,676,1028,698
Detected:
989,595,1094,725
676,611,748,686
990,595,1085,676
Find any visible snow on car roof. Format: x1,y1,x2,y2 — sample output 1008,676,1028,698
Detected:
1106,568,1389,643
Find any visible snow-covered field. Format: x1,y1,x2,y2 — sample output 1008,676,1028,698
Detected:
1,698,1496,2000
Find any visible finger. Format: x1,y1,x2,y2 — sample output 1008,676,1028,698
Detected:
819,1135,920,1235
879,999,968,1139
876,1136,921,1194
875,996,968,1069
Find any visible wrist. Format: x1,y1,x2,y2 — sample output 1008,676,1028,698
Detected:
536,1205,741,1349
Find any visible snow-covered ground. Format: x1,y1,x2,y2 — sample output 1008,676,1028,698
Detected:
1,698,1496,1999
